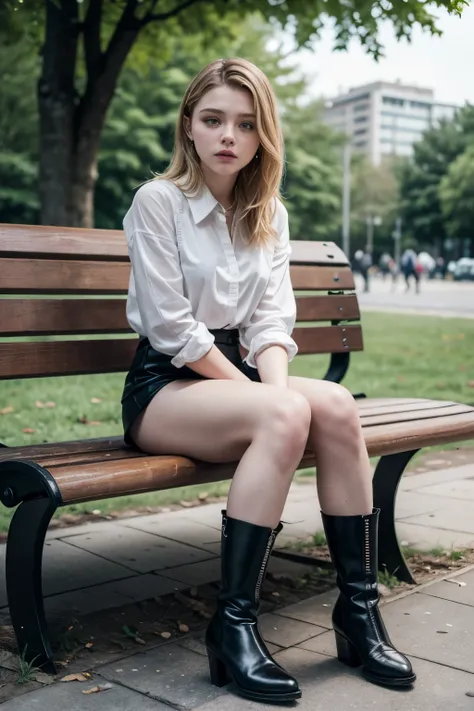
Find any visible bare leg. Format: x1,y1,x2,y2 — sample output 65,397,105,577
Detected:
131,379,311,529
287,377,372,516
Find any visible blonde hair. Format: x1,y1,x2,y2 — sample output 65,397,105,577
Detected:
157,57,284,248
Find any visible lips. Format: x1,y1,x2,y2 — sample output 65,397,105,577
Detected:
215,150,237,158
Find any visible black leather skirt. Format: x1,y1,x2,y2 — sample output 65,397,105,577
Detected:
121,328,261,446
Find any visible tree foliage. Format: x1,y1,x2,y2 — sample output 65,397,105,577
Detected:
439,143,474,241
398,105,474,249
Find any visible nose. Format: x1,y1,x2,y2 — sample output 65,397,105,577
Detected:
220,123,236,146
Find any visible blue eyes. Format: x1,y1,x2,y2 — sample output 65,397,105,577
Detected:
204,117,254,130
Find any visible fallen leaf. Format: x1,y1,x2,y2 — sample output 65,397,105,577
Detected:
158,631,172,639
90,397,102,404
34,672,55,685
178,623,189,633
82,683,112,695
198,492,208,501
22,428,36,434
134,636,146,645
0,406,14,415
468,381,474,389
179,500,194,508
61,673,90,683
45,401,56,408
85,642,94,649
35,401,45,408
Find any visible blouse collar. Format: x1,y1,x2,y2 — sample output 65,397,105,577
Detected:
184,184,222,225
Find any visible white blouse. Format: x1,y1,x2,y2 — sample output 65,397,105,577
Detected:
123,179,298,370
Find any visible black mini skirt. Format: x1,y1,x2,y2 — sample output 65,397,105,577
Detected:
121,328,261,446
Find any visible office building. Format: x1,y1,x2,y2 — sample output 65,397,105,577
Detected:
324,81,458,164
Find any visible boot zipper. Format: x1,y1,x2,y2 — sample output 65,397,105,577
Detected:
255,530,276,604
222,514,228,538
364,517,382,644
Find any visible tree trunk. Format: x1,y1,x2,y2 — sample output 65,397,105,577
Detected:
38,0,141,227
38,0,78,226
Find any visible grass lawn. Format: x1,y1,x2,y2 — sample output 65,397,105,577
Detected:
0,311,473,531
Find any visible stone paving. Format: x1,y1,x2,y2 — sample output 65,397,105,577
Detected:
1,463,474,709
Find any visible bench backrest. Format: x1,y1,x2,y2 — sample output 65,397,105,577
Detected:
0,224,362,381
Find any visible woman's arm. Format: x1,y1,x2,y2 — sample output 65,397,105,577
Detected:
239,201,297,386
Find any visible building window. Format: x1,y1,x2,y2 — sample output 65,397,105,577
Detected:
354,115,367,123
353,140,367,147
410,100,430,109
353,102,370,113
382,96,405,107
353,128,367,135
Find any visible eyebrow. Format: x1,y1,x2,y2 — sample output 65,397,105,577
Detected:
199,108,256,118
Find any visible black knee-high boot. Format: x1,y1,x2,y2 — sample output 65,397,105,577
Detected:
205,511,301,703
322,508,416,688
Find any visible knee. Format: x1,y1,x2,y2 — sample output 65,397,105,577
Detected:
263,391,312,454
316,384,361,439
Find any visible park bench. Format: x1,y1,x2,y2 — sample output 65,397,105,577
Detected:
1,223,474,673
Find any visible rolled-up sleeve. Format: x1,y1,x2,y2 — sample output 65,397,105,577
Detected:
125,184,215,368
240,203,298,369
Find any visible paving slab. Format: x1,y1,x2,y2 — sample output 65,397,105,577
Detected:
1,679,169,710
176,630,283,658
193,649,474,710
0,540,134,607
398,464,474,492
420,569,474,607
395,521,474,551
44,573,188,620
98,643,225,709
120,516,221,549
273,589,337,628
410,478,474,501
259,612,326,648
160,557,221,586
399,498,474,535
393,491,446,519
380,591,474,673
62,527,216,573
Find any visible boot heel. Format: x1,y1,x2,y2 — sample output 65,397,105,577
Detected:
207,650,231,687
335,632,361,668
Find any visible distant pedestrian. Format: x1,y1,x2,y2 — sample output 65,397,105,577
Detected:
400,248,420,293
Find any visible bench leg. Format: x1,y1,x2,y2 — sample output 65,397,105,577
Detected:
0,459,62,674
6,497,58,674
373,450,419,585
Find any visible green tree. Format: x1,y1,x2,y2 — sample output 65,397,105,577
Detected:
398,104,474,252
282,101,343,240
439,143,474,250
3,0,468,228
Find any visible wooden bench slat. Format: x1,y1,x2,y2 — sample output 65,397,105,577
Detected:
0,224,128,261
291,265,355,290
0,294,359,336
294,325,363,354
0,259,129,294
0,261,353,296
0,299,130,336
363,411,474,456
0,436,126,463
0,227,346,268
360,403,472,427
356,398,432,409
0,326,363,378
290,241,349,266
358,400,461,418
295,294,360,322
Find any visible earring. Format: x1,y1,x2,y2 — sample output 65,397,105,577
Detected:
254,151,259,160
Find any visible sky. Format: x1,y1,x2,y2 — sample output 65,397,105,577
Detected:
285,3,474,106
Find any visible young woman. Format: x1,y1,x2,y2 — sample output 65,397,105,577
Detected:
121,57,415,703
